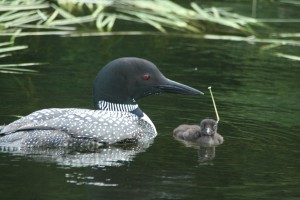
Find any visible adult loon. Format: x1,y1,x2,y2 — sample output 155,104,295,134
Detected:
173,119,223,146
0,57,203,148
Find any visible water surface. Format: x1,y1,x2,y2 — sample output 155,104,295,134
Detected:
0,1,300,199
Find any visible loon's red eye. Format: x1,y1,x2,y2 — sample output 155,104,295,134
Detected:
143,74,150,80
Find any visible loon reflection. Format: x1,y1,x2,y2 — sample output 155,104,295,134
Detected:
0,140,153,167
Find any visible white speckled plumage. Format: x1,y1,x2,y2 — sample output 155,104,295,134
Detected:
0,107,156,147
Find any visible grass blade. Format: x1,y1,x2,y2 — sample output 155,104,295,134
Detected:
0,42,13,47
0,45,28,53
0,53,11,58
275,53,300,61
0,63,42,68
48,15,96,26
0,4,50,12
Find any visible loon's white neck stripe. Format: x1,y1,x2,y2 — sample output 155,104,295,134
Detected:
98,100,138,112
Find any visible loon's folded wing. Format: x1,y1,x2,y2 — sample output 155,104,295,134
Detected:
0,108,70,134
1,109,155,144
38,109,154,144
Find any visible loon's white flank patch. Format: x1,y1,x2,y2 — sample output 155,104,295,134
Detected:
141,113,157,136
98,101,138,112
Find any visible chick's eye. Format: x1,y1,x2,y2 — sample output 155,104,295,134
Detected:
143,74,150,80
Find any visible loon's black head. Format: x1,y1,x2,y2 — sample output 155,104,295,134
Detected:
93,57,203,107
200,119,218,136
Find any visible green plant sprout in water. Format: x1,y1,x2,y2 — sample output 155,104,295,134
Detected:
208,86,220,124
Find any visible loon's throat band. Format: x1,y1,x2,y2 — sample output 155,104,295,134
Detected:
97,101,139,112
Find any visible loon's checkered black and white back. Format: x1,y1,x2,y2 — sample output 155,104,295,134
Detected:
0,102,156,148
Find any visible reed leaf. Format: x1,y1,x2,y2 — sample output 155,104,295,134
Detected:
4,12,43,27
155,0,194,16
275,53,300,61
0,67,38,74
0,31,71,36
0,53,11,58
96,13,105,32
119,9,200,33
0,45,28,53
0,10,17,20
48,15,96,26
10,28,22,44
0,69,37,74
45,10,59,25
0,4,50,12
92,5,105,18
273,33,300,38
96,14,116,32
137,15,166,33
203,35,300,46
0,62,41,74
191,2,211,19
220,10,259,24
0,10,37,23
36,9,48,22
6,24,76,31
0,67,38,72
280,0,300,5
51,4,75,19
256,19,300,23
106,14,116,32
0,63,42,68
0,41,12,47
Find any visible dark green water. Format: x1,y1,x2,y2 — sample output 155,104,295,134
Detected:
1,1,300,200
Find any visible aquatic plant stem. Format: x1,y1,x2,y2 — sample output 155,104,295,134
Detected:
208,86,220,123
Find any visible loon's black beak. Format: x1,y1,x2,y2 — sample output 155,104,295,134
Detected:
155,79,203,95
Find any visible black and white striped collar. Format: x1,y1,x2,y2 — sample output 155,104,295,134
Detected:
97,100,139,112
97,100,144,117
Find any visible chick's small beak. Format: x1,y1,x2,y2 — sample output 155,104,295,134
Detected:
202,127,214,136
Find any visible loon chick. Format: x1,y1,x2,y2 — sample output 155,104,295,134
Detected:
173,119,223,146
0,57,203,148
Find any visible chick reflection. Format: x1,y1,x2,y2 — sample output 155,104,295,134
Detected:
173,119,223,163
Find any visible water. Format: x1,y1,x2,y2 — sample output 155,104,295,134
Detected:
1,1,300,200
